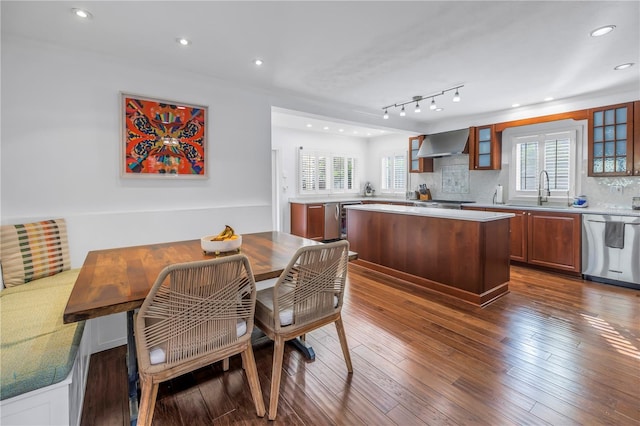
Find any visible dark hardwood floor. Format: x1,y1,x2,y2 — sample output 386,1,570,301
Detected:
81,264,640,425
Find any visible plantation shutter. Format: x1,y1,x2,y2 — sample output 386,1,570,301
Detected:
393,154,406,190
544,136,570,191
381,153,406,192
346,157,355,190
318,155,327,190
518,141,539,191
300,153,316,191
333,157,345,189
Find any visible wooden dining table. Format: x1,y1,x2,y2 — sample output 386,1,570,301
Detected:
64,231,355,425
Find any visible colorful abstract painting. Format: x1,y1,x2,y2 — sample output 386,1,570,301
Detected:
122,94,207,177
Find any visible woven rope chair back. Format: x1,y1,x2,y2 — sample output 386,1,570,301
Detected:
137,254,256,367
273,240,349,332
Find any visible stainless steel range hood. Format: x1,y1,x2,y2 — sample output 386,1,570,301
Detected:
417,128,470,158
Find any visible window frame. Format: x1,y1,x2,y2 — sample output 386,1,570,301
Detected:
379,151,407,194
298,149,360,195
506,120,584,204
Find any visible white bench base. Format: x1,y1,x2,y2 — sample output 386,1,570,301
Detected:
1,321,91,426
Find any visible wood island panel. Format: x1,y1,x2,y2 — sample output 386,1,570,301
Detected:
346,208,510,306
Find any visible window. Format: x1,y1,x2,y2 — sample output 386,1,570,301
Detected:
380,152,406,194
332,156,356,191
299,150,358,194
509,124,581,203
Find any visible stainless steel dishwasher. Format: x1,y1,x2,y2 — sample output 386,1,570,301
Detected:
582,213,640,289
323,202,341,241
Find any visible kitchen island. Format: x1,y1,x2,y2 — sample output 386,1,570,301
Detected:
345,204,515,306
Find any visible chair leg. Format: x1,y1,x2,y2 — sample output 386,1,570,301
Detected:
335,317,353,373
268,336,286,420
241,346,266,417
136,376,159,426
222,357,230,371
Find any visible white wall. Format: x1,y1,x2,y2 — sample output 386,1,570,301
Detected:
271,126,370,232
1,36,274,266
365,133,412,194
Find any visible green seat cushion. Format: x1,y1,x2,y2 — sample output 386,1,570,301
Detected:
1,269,84,400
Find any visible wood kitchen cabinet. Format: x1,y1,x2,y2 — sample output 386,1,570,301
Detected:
486,208,528,262
408,136,434,173
463,206,581,274
468,125,501,170
290,203,324,241
527,210,581,274
588,101,638,176
464,206,527,262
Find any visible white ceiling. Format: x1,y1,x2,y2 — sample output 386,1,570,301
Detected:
2,1,639,138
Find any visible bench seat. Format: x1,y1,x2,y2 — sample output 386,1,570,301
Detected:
1,269,84,400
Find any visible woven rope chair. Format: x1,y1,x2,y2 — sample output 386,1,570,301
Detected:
254,240,352,420
134,255,265,426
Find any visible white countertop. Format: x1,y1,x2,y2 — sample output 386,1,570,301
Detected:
468,202,640,217
288,197,640,217
345,203,515,222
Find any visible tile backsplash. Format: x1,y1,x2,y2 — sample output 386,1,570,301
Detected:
410,154,640,209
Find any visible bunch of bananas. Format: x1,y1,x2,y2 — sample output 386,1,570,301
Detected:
210,225,238,241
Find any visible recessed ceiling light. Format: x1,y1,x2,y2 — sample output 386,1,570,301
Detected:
512,103,520,108
590,25,616,37
306,124,312,128
614,63,634,70
353,131,358,134
338,129,344,132
254,59,263,66
323,126,329,130
71,8,92,19
435,107,444,112
176,38,191,46
544,97,554,101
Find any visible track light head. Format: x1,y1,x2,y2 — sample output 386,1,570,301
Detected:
400,105,406,116
430,98,437,110
453,89,461,102
383,109,389,119
414,102,421,113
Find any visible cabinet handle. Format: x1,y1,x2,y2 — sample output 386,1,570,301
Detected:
309,205,322,209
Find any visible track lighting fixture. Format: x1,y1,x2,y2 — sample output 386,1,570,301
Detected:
381,85,464,119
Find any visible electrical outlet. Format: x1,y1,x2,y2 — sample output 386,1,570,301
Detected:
610,185,623,194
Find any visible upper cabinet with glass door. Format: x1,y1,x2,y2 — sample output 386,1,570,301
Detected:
469,125,501,170
408,136,434,173
588,102,637,176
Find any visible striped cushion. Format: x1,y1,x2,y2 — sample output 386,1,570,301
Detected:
0,219,71,287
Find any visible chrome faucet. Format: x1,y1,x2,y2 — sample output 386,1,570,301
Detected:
538,170,551,205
